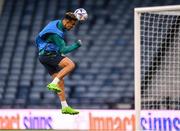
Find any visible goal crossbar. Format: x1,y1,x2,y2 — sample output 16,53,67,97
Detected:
135,5,180,12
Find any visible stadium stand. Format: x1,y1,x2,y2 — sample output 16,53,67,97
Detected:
0,0,180,109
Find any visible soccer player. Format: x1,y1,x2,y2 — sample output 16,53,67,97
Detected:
35,12,81,115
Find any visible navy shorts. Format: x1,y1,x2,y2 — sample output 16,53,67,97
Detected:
39,53,65,75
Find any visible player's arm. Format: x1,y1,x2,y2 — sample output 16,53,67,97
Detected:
47,34,81,54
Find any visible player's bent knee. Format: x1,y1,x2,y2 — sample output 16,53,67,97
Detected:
69,62,75,70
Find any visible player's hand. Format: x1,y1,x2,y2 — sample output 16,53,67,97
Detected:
76,39,83,46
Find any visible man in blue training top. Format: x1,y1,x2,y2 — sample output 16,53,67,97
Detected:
35,12,82,115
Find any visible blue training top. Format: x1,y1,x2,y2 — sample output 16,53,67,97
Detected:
39,20,65,39
35,20,65,52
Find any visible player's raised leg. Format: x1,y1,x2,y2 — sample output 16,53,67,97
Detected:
47,57,75,93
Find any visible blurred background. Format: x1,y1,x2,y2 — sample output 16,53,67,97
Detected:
0,0,180,110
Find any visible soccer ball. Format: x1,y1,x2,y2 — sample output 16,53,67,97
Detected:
74,8,88,21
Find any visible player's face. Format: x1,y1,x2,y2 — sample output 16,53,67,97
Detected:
64,20,77,30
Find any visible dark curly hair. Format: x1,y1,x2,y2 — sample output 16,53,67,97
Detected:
64,12,78,21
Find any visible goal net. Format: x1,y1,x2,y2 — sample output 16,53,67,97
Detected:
134,5,180,130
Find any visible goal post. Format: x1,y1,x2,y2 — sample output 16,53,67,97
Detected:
134,5,180,130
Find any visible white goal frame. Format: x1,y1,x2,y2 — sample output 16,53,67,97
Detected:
134,5,180,130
